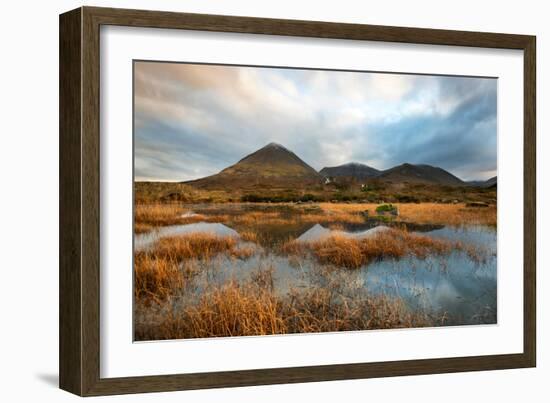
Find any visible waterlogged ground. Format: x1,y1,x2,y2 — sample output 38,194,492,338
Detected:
134,203,497,340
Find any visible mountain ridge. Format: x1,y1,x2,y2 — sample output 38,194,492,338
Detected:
376,163,465,186
320,162,381,180
467,176,497,188
184,143,478,189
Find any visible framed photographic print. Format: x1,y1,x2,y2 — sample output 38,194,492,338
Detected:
59,6,536,396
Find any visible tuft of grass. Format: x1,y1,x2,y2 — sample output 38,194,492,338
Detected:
134,253,185,303
301,235,364,269
282,287,429,333
136,281,286,339
134,233,253,304
134,275,431,341
135,204,187,228
152,233,238,261
239,230,260,243
282,228,460,269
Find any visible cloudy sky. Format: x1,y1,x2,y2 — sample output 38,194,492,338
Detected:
134,61,497,182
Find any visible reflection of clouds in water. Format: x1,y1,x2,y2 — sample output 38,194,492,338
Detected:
429,226,497,254
361,250,496,324
430,281,461,308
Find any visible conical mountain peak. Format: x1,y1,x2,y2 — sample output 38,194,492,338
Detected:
264,142,287,149
185,143,322,189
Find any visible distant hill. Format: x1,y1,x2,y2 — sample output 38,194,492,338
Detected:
184,142,322,189
377,163,465,186
320,162,381,180
467,176,497,188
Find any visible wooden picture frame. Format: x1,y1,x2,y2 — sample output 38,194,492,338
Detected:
59,6,536,396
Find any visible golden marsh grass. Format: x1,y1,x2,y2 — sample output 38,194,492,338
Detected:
134,232,252,304
133,201,495,339
281,227,483,269
134,204,229,233
318,202,496,227
134,276,431,340
135,202,496,234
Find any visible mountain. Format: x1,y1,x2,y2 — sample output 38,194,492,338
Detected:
319,162,381,180
184,142,322,189
378,163,465,186
467,176,497,188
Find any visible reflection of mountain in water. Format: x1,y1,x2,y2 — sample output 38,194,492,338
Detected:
297,223,391,242
135,219,448,251
135,222,239,250
230,221,317,247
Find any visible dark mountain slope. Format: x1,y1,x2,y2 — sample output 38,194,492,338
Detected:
378,163,465,186
320,162,381,180
467,176,497,188
184,142,322,189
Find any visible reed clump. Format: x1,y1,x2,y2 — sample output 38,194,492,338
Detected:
134,275,431,341
282,287,429,332
134,280,285,339
134,233,252,304
152,233,238,261
307,236,364,269
134,253,185,303
134,204,187,227
239,230,260,243
281,228,459,269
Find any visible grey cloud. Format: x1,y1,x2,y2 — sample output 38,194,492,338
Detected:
134,62,497,182
354,79,497,180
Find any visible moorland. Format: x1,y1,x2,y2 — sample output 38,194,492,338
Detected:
134,143,497,341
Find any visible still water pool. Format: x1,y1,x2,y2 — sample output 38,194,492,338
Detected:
135,219,497,326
